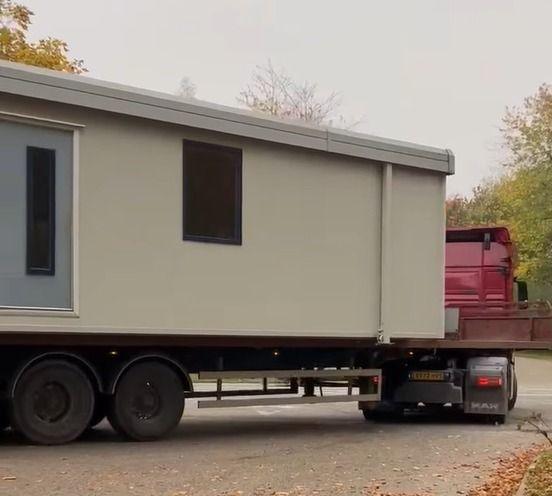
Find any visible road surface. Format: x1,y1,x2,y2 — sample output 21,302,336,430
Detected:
0,355,551,496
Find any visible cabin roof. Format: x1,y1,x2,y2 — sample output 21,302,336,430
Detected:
0,60,454,174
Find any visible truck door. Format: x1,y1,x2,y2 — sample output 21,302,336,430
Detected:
0,119,73,310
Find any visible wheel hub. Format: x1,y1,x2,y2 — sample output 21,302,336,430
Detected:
33,382,71,423
130,381,161,420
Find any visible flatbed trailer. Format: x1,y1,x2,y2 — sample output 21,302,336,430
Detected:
0,304,551,444
401,304,552,349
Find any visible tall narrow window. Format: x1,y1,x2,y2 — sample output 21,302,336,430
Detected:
27,147,55,275
183,140,242,245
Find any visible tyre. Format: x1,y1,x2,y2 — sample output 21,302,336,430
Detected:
108,361,184,441
362,403,404,422
491,414,506,425
88,395,106,429
10,360,95,445
0,401,9,431
363,409,385,421
508,365,518,411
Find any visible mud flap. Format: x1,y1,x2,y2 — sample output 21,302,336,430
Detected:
464,356,508,416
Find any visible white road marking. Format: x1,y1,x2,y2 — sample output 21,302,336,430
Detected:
519,388,552,392
519,393,552,397
518,389,552,397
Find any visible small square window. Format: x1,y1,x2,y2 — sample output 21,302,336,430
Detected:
183,140,242,245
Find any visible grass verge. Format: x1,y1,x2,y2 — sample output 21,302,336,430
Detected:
524,450,552,496
516,350,552,362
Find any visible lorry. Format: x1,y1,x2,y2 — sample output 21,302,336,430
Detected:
360,226,551,420
0,60,550,445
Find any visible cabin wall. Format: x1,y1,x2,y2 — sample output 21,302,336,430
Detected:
0,95,445,339
388,167,446,338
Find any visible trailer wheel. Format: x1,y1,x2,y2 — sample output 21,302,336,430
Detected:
489,414,506,425
0,401,9,431
88,395,106,429
362,403,404,421
10,360,95,445
363,409,385,421
508,365,518,411
108,362,184,441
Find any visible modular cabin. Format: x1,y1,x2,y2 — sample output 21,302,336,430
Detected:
0,60,453,343
0,60,458,445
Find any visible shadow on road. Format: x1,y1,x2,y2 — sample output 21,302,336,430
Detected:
0,408,508,449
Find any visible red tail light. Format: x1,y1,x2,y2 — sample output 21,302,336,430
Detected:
371,376,379,385
476,376,502,388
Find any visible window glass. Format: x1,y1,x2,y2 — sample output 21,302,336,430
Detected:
183,141,242,244
27,146,56,275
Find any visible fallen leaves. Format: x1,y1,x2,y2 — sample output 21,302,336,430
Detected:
467,444,546,496
363,489,432,496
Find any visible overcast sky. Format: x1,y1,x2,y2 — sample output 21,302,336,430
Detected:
25,0,552,195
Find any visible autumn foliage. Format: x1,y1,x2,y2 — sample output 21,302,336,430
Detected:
446,84,552,286
0,0,85,73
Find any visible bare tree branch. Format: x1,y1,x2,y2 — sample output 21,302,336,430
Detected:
517,412,552,446
176,76,196,99
238,60,355,127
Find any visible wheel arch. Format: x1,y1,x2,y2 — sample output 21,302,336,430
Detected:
107,354,193,395
9,352,104,398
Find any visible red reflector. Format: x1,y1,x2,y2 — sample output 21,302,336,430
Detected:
371,376,379,385
476,376,502,388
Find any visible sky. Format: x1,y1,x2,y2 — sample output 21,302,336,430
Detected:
24,0,552,195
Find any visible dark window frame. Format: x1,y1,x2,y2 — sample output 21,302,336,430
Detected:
26,146,56,275
182,140,242,245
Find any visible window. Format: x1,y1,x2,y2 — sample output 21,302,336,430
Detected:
183,140,242,245
27,146,56,275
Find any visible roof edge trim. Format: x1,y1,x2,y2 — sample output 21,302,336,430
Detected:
0,60,454,175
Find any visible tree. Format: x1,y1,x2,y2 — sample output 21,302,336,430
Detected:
500,85,552,283
446,180,508,228
503,84,552,171
446,84,552,284
0,0,85,73
176,76,196,99
238,60,343,126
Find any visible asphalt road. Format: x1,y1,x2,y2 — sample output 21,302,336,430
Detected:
0,355,551,496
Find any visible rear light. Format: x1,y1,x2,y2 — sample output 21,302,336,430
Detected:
371,375,379,385
476,376,502,388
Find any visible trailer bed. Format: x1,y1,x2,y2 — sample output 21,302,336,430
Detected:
401,302,552,349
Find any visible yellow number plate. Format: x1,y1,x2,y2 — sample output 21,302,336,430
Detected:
409,371,445,381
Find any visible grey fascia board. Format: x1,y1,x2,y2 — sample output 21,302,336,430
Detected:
327,130,452,173
0,60,324,137
0,74,329,152
329,128,449,161
0,60,453,174
328,138,450,173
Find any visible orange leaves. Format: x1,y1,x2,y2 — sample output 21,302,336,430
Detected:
0,0,85,73
467,444,546,496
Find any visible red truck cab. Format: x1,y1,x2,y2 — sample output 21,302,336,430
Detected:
445,227,515,310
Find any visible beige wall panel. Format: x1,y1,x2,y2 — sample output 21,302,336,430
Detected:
387,167,446,338
0,97,387,337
